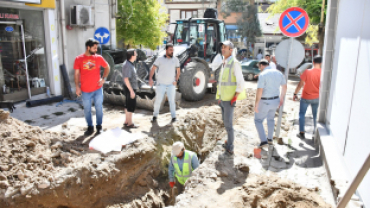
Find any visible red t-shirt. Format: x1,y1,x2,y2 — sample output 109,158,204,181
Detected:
300,68,321,99
73,54,108,93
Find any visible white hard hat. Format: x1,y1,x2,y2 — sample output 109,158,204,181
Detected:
172,141,184,156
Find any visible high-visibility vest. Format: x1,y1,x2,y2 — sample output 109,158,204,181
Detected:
172,150,195,185
216,57,247,101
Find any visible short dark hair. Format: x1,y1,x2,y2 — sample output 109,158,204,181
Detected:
127,49,136,61
166,43,174,50
259,62,269,66
265,54,270,57
85,38,99,49
313,55,322,64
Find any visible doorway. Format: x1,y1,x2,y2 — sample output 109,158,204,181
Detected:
0,20,33,101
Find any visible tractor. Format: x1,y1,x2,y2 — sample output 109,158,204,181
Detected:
103,8,227,110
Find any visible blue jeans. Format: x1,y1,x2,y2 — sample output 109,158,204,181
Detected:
153,84,176,118
299,98,319,132
220,101,235,151
81,88,103,127
254,98,280,143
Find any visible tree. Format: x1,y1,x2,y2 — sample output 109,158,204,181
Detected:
220,0,262,50
267,0,327,55
116,0,168,50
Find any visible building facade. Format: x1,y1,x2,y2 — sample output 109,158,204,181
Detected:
0,0,117,102
164,0,218,33
318,0,370,206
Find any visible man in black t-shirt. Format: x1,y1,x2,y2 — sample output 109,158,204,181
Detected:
122,49,138,128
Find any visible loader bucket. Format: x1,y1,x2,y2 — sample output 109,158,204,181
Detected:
103,86,181,112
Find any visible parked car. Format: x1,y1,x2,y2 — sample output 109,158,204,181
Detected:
295,62,313,77
241,60,260,81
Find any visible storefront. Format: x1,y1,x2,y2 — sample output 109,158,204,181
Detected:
0,0,59,102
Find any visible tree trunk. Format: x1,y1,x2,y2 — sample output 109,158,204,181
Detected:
318,26,325,56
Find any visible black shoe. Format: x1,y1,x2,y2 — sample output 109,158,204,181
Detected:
267,138,273,145
96,125,102,134
151,116,157,122
171,117,177,123
297,132,305,139
258,141,269,148
84,126,94,136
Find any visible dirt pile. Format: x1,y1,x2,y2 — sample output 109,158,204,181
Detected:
241,174,333,208
0,109,71,198
0,108,166,207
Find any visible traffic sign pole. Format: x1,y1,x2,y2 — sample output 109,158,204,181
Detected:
276,37,294,138
275,7,309,138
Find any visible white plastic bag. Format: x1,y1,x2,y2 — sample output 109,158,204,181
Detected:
89,127,143,154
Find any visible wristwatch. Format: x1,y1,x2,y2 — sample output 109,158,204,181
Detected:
102,77,107,81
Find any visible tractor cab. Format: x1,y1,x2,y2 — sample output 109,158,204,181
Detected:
173,18,226,63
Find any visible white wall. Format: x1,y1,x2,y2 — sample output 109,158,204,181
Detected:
325,0,370,205
58,0,116,91
342,0,370,206
326,0,364,154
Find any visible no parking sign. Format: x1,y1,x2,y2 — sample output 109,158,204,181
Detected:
279,7,309,38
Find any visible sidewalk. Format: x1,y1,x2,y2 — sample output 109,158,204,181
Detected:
5,94,85,129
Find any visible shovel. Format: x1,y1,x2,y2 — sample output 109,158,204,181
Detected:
169,186,178,205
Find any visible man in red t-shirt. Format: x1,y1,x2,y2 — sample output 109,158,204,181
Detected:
73,38,110,136
293,56,322,139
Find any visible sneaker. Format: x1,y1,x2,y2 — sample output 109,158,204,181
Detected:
84,126,94,136
151,116,157,122
258,141,269,148
297,132,305,139
96,125,102,134
267,138,273,145
171,117,177,123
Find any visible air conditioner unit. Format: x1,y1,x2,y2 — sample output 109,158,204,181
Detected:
70,5,93,26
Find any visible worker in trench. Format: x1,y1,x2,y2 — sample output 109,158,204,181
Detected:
168,142,199,197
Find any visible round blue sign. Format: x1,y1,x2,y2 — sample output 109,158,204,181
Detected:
94,27,110,45
5,26,14,32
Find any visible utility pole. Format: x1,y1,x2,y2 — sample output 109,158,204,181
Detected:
318,0,326,55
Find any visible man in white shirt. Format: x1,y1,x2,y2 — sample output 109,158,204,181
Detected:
256,50,263,61
265,54,276,69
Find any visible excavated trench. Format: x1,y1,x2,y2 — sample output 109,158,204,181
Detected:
0,92,254,208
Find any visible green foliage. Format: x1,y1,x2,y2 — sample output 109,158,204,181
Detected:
220,0,262,44
266,0,325,24
266,0,326,45
116,0,168,50
236,4,262,44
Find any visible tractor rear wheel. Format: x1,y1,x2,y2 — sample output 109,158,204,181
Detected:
179,62,209,101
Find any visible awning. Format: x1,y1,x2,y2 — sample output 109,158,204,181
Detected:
225,25,238,30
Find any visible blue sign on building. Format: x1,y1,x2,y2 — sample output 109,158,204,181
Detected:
5,26,14,32
94,27,110,45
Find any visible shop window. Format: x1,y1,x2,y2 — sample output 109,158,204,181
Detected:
0,8,48,102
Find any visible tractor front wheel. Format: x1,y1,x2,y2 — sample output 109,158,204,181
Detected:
179,62,209,101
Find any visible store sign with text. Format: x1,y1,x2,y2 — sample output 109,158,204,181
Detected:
0,13,20,19
2,0,41,3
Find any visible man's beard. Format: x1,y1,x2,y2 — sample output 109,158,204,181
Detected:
89,50,96,55
167,53,173,58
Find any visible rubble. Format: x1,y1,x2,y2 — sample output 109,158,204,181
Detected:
0,87,335,207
